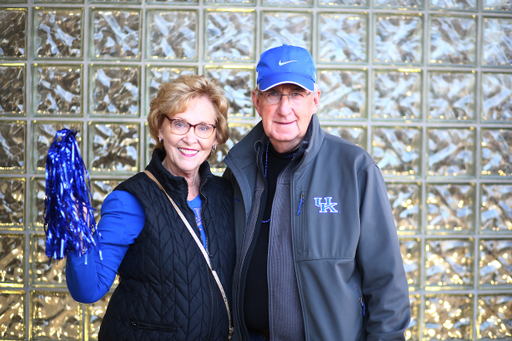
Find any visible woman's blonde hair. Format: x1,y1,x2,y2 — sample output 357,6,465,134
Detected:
148,75,230,151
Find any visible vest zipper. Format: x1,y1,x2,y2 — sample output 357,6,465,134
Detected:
199,177,216,341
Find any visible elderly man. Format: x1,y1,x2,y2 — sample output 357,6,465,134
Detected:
224,44,411,341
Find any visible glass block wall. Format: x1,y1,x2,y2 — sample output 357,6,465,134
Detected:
0,0,511,339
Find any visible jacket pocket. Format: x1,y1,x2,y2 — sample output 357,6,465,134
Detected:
130,320,177,332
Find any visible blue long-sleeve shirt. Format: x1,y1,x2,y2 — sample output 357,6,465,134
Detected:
65,191,146,303
66,190,204,303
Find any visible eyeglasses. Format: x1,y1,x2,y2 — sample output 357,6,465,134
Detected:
259,90,312,105
165,117,216,139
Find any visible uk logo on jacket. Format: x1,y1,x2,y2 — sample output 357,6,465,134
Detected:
314,197,339,213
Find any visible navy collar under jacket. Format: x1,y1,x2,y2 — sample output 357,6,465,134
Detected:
224,114,322,220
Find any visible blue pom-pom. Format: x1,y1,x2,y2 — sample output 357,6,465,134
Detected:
43,129,99,261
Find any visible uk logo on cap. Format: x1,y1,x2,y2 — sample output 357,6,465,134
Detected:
256,45,316,92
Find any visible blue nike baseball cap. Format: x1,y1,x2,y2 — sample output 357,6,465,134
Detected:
256,45,316,92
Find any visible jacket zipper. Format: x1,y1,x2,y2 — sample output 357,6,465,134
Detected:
236,188,265,340
297,194,304,216
297,192,306,253
359,297,366,316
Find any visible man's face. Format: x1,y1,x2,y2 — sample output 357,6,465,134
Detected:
253,84,320,153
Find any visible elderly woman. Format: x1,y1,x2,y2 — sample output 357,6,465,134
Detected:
66,75,235,341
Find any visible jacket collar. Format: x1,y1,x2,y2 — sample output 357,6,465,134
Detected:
225,114,325,173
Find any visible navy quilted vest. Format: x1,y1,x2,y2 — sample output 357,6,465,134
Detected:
98,149,235,341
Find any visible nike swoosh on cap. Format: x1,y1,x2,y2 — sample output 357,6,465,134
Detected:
278,60,297,66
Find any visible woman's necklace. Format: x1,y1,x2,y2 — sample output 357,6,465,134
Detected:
162,160,200,193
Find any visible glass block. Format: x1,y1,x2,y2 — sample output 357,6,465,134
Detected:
374,15,422,64
373,70,421,120
375,0,422,10
0,292,25,339
262,12,312,52
426,183,475,233
317,69,366,120
35,0,83,3
263,0,312,5
208,124,253,173
205,10,255,62
30,235,66,286
34,8,83,59
424,295,473,340
430,0,476,11
425,239,473,289
148,0,197,3
483,17,512,66
33,64,82,116
319,0,367,6
91,0,139,2
482,73,512,121
372,127,421,177
31,291,81,340
204,67,254,119
479,239,512,288
477,295,512,339
146,66,197,113
322,126,367,149
427,128,475,177
91,9,140,60
146,10,197,61
225,124,253,151
0,64,25,116
91,180,121,223
387,183,420,233
400,239,421,289
318,13,367,64
0,9,26,59
0,121,25,173
32,122,82,173
481,184,512,233
428,71,475,121
89,122,139,173
0,179,24,229
0,235,24,286
484,0,512,11
481,129,512,177
87,293,111,341
429,16,477,66
145,124,156,167
406,295,420,341
206,0,254,4
30,177,45,231
90,65,140,116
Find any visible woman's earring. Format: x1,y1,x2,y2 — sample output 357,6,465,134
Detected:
212,145,217,151
159,137,163,143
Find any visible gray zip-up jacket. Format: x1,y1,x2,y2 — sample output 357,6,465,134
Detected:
224,115,411,341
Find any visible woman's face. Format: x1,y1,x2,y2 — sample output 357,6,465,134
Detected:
159,96,218,178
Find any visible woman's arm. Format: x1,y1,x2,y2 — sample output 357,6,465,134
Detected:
65,190,145,303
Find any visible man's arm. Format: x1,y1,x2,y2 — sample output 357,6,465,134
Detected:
356,163,411,340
